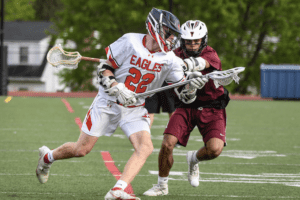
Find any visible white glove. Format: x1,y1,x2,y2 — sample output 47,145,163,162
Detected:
186,71,209,90
184,57,206,72
105,83,137,107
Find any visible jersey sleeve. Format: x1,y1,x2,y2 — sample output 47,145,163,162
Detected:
201,46,222,70
165,55,185,84
105,34,131,69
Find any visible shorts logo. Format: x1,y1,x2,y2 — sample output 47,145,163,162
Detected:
220,133,225,136
142,114,150,118
86,109,92,131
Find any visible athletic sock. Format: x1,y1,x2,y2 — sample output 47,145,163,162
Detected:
192,150,200,164
113,180,128,190
44,150,55,163
158,176,168,185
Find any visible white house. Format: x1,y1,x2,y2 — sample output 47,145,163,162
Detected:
4,21,69,92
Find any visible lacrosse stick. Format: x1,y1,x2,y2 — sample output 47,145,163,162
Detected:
135,67,245,98
47,44,101,69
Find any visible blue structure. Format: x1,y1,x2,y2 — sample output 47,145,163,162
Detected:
261,64,300,99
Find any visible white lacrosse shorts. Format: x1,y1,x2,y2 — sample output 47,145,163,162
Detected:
81,95,151,138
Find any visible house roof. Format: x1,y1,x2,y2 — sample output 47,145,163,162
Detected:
4,21,55,41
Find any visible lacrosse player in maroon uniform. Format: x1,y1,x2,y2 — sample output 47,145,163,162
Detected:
144,20,230,196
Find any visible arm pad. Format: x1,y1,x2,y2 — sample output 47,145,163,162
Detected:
184,57,206,72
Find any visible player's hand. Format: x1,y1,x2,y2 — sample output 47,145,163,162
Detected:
184,57,206,72
105,83,137,107
186,71,208,90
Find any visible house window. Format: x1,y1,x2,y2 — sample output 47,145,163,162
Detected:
20,47,28,63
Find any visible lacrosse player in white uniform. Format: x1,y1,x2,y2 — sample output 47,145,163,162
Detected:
36,8,208,200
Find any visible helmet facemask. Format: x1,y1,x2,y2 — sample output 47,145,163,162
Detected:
146,8,181,53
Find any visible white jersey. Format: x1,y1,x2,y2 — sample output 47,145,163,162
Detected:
99,33,185,106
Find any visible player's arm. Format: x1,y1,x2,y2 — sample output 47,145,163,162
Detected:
97,60,136,107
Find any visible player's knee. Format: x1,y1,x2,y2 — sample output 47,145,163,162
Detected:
161,141,175,153
138,143,154,157
206,146,223,159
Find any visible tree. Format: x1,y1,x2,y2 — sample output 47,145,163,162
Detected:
33,0,63,21
53,0,171,91
52,0,300,93
4,0,36,21
174,0,300,94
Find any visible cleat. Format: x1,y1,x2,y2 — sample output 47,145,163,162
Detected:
104,187,140,200
186,151,200,187
36,146,52,184
143,184,168,196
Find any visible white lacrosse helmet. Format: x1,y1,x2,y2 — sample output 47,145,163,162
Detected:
146,7,181,53
180,20,208,56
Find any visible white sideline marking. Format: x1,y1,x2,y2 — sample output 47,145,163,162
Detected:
151,148,287,159
1,191,296,199
0,173,151,177
148,170,300,187
2,159,300,167
0,148,291,159
113,134,240,142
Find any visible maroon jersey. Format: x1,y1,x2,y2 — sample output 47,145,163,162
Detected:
174,46,226,108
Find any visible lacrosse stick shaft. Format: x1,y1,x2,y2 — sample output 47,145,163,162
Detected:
81,56,101,62
134,67,245,99
134,79,193,98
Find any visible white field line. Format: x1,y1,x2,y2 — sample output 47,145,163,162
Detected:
1,159,300,167
0,173,150,177
2,171,300,188
0,191,297,199
148,170,300,188
1,148,300,157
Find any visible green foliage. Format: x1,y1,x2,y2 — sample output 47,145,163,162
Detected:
4,0,36,21
33,0,63,21
47,0,300,93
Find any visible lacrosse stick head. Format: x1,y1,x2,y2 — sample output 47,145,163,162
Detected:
47,44,82,69
207,67,245,88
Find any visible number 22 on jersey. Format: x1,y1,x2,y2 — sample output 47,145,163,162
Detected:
124,68,155,93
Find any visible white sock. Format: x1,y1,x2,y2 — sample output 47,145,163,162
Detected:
47,150,55,163
113,180,128,190
192,151,200,164
158,176,168,185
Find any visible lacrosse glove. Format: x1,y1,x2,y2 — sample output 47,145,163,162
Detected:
105,83,137,107
184,57,206,72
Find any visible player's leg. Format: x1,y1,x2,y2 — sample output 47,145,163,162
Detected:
36,97,117,184
192,107,226,161
142,134,178,197
186,107,227,187
122,130,154,183
105,107,152,200
158,134,178,177
144,108,193,196
195,137,224,161
52,131,99,159
36,131,98,184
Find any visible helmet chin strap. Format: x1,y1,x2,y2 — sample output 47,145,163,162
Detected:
186,50,200,57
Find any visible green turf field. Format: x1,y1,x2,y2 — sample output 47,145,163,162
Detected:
1,96,299,199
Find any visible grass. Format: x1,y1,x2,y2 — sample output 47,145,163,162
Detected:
0,96,299,199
